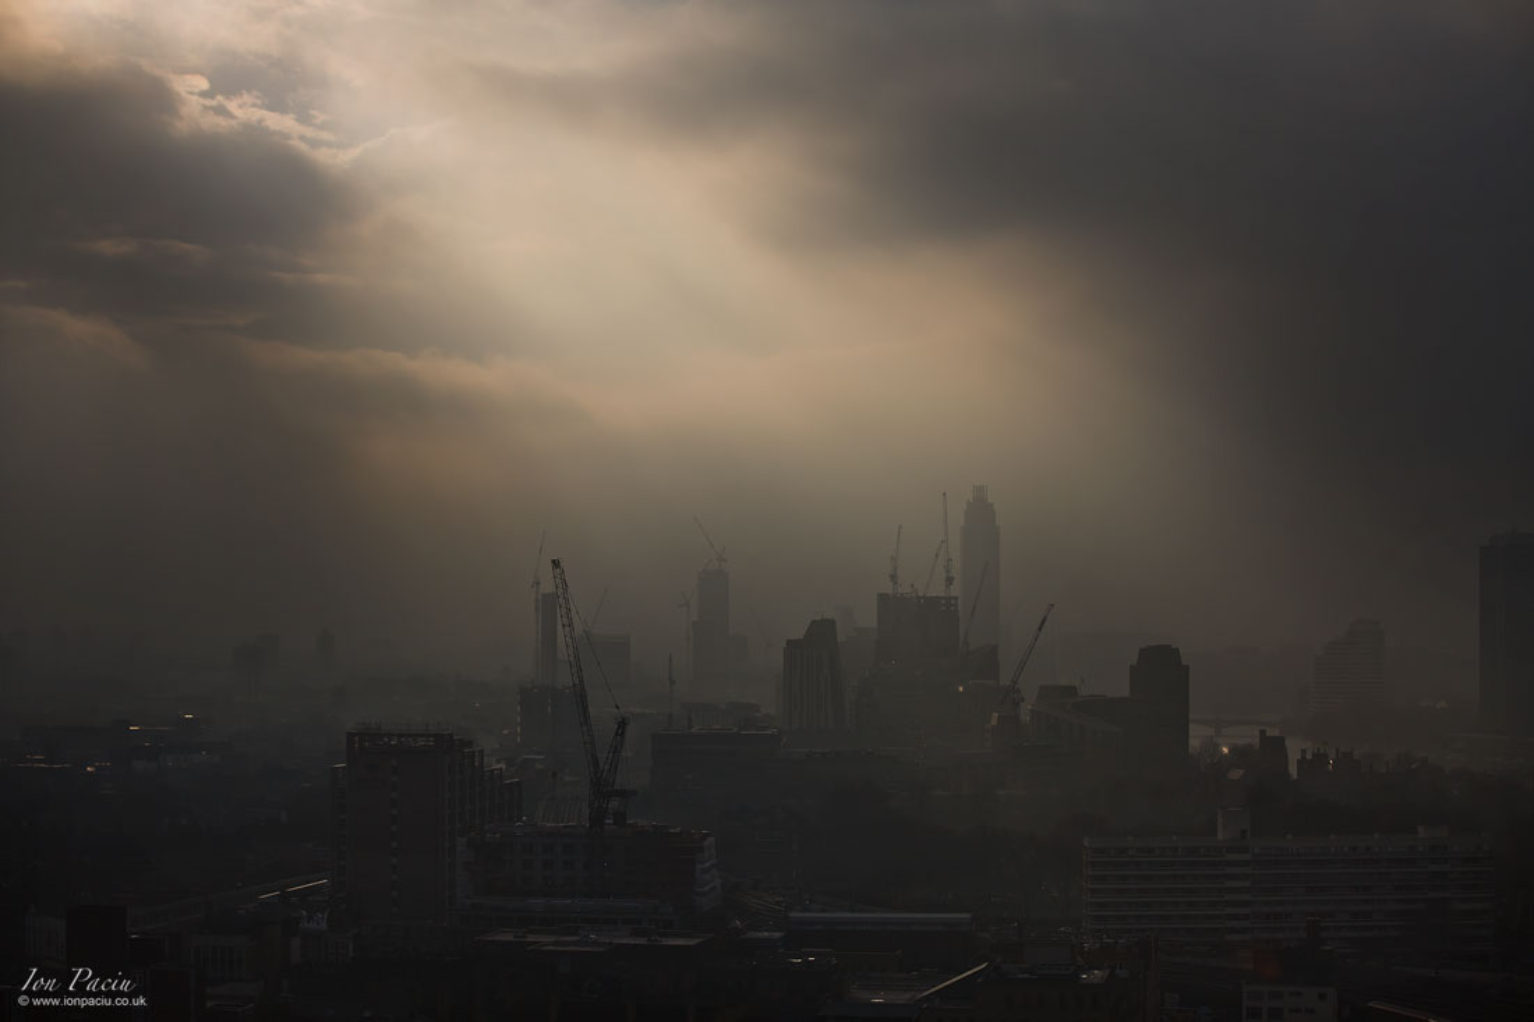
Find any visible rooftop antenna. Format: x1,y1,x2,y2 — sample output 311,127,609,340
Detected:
889,524,903,596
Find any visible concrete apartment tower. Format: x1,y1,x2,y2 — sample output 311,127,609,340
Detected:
780,618,847,736
1130,644,1190,762
1311,619,1385,716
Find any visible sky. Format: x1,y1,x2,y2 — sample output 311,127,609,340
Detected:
2,0,1531,677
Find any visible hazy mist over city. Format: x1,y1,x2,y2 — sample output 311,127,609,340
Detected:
4,0,1531,675
5,4,1534,1018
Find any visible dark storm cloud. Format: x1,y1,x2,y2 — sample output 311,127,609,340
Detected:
0,40,362,342
5,0,1531,668
0,33,529,654
477,0,1534,564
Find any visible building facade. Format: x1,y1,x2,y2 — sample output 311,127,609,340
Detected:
1479,531,1534,736
650,727,782,794
465,822,721,916
690,566,749,697
584,631,632,691
1084,826,1494,950
1129,644,1191,762
516,682,579,760
331,728,518,927
1311,619,1385,716
781,618,847,735
874,592,960,667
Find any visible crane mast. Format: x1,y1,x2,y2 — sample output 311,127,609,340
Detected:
550,558,627,834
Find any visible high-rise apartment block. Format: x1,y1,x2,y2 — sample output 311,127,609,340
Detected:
780,618,847,735
1311,619,1385,715
1129,644,1191,762
331,728,519,928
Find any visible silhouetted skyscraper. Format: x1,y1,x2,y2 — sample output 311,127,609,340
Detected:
781,618,846,735
960,485,1000,680
1479,532,1534,736
690,565,746,696
1311,619,1385,715
1130,644,1190,762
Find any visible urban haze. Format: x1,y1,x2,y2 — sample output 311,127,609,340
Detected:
2,1,1532,1020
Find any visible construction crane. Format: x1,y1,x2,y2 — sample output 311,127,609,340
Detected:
922,538,944,596
889,524,903,595
989,603,1054,751
550,558,629,836
1002,603,1055,710
694,517,727,571
920,492,956,598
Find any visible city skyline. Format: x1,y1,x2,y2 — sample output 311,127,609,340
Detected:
0,511,1515,688
4,3,1533,1013
3,1,1532,675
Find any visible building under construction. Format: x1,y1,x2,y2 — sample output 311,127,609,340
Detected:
847,491,1016,748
